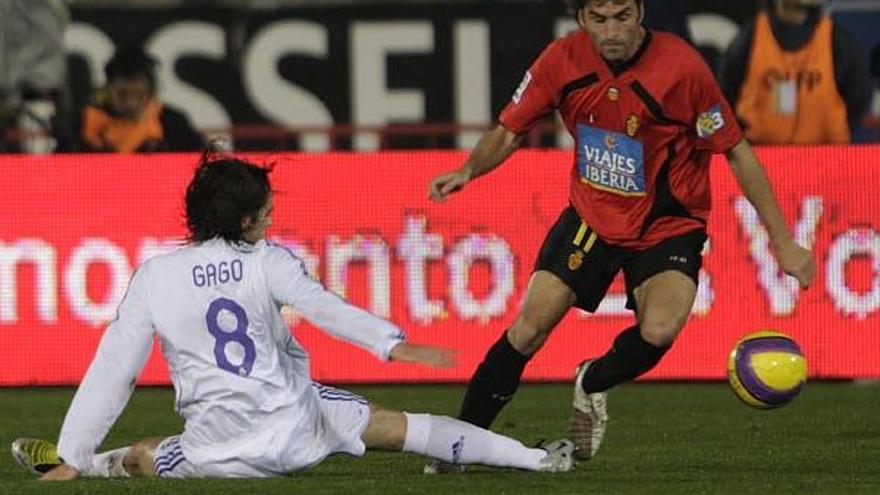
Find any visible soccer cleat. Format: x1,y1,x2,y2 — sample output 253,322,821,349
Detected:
11,438,62,475
569,360,608,461
535,439,575,473
423,459,467,474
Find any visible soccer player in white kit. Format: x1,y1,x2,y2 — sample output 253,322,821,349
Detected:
12,152,574,481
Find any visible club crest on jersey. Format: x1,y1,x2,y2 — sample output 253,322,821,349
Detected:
696,104,725,138
607,87,620,101
604,133,618,150
626,114,640,137
512,71,532,104
576,124,646,196
568,250,584,270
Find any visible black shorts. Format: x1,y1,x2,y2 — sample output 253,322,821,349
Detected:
534,206,707,312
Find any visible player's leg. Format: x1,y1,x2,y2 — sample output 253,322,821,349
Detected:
362,404,573,472
11,436,162,478
93,435,190,478
457,270,575,428
571,231,704,460
457,206,614,430
578,231,705,393
120,437,165,477
577,270,697,391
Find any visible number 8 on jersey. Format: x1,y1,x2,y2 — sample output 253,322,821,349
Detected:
205,297,256,377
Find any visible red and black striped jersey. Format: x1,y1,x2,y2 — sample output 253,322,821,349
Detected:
500,30,743,248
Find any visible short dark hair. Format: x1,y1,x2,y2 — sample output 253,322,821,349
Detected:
104,46,157,90
185,148,274,243
566,0,644,15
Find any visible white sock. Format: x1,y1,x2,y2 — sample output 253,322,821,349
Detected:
90,447,131,478
402,413,546,471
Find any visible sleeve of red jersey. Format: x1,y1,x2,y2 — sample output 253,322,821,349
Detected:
498,42,560,135
688,58,744,153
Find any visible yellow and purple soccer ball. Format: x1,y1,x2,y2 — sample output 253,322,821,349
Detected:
727,331,807,409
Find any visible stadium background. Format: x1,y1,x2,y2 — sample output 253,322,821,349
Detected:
2,0,880,387
56,0,880,150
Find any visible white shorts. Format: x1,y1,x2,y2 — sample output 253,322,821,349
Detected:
153,383,371,478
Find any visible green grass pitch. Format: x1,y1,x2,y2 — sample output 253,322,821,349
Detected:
1,383,878,495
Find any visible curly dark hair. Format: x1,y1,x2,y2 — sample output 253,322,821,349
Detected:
565,0,644,16
185,147,274,243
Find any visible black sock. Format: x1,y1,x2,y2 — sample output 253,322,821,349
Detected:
581,325,669,394
458,332,531,428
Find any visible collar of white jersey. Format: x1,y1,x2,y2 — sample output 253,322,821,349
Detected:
206,237,267,253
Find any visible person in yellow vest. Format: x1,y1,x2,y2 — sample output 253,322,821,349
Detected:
718,0,871,144
79,47,203,152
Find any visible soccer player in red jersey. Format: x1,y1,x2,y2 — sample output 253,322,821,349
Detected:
427,0,815,464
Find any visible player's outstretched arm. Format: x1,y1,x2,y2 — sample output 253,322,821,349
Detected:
56,266,156,475
725,139,816,288
428,124,523,202
388,342,456,369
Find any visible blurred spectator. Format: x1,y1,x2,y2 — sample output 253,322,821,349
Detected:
872,43,880,80
643,0,692,45
872,43,879,128
718,0,871,144
0,0,68,153
79,47,203,152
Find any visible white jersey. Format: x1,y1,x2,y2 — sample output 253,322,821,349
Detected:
57,238,405,474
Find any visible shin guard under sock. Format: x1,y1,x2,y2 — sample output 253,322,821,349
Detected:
581,325,669,394
458,332,531,428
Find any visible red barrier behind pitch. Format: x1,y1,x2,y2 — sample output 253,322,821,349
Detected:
1,147,878,384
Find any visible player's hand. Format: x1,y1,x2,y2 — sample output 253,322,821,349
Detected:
39,464,79,481
775,240,815,289
389,342,456,368
428,168,472,202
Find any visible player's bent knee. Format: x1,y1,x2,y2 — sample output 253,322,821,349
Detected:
121,450,139,476
507,319,552,355
640,324,680,348
123,438,163,477
362,406,407,451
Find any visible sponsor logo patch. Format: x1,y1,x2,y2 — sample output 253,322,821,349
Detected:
576,124,646,196
696,104,725,138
